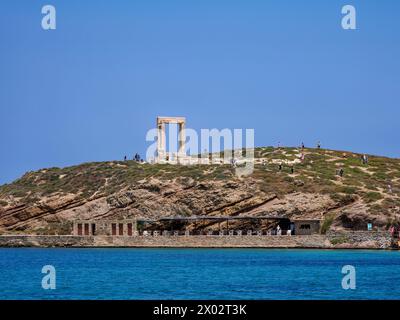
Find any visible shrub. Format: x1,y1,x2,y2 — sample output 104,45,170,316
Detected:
320,214,335,234
330,236,349,245
364,192,383,203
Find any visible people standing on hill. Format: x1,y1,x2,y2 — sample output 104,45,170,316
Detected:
301,142,305,150
124,155,127,161
133,153,141,162
278,163,282,171
291,166,294,174
317,141,321,149
361,154,369,165
336,168,344,177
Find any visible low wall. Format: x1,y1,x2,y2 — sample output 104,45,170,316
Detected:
0,235,328,248
0,235,91,247
91,235,330,248
326,231,392,249
0,232,393,249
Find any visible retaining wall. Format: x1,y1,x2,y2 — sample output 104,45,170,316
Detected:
0,231,393,249
0,234,327,248
326,231,392,249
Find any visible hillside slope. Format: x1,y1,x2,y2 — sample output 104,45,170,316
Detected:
0,147,399,234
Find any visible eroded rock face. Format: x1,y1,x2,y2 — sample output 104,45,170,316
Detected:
104,180,270,220
0,173,379,234
0,176,295,233
0,159,398,234
331,201,399,231
3,146,400,235
252,193,335,219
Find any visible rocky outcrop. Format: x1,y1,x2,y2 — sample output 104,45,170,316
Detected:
0,179,279,233
1,147,399,235
0,177,366,234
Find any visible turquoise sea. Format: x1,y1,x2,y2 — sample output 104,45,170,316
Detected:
0,248,399,300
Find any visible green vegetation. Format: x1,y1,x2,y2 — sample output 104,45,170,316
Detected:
0,147,399,219
364,192,383,203
330,236,349,245
320,214,335,234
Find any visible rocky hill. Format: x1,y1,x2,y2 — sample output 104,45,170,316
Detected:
0,147,399,235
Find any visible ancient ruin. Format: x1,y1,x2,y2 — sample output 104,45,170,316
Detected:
153,116,252,166
73,219,138,236
155,116,192,164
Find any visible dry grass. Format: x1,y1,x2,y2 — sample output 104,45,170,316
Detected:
1,147,399,218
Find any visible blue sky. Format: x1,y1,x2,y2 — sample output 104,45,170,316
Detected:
0,0,399,184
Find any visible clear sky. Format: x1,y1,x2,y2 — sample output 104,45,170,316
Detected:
0,0,399,185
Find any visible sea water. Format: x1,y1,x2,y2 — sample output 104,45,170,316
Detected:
0,248,399,300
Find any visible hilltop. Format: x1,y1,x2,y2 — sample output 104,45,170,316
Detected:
0,147,399,235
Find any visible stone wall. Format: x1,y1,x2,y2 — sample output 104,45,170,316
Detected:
0,232,393,249
73,219,137,236
91,235,330,248
326,231,392,249
293,220,321,235
0,235,93,247
0,235,328,248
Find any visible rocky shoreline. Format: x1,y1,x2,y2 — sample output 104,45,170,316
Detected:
0,231,394,249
